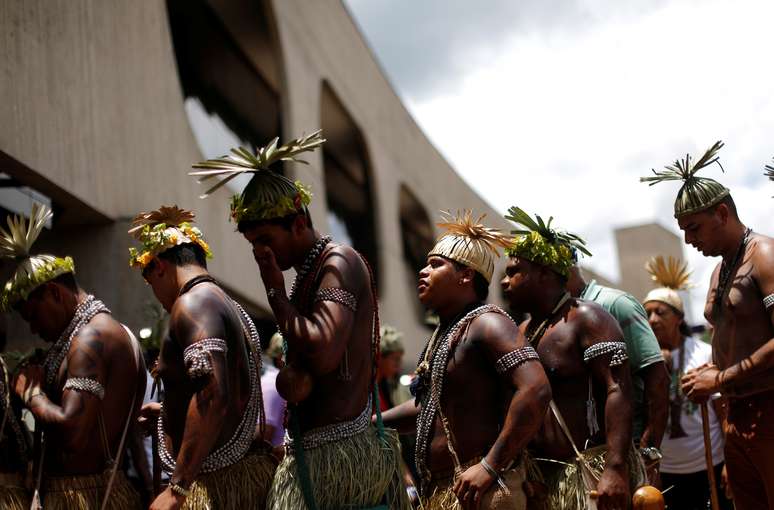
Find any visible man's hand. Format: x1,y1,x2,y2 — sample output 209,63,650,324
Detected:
149,487,185,510
720,463,733,500
595,466,629,510
138,402,162,436
12,364,44,404
253,246,286,296
681,363,720,403
453,463,495,510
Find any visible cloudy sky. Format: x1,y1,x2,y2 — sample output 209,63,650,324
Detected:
344,0,774,324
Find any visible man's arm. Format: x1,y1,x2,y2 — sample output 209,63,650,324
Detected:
380,399,420,434
638,361,669,449
579,304,633,510
15,326,106,453
256,245,360,375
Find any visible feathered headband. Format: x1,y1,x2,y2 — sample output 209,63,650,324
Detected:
127,205,212,269
189,130,325,224
643,255,692,314
641,140,730,218
428,210,511,283
504,206,590,277
0,203,75,311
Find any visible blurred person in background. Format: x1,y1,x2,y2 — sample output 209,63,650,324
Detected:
642,256,731,510
260,332,286,448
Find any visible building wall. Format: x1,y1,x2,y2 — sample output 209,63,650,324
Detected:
0,0,510,365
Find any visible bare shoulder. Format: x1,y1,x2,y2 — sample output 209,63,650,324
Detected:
468,307,524,348
170,285,229,345
572,299,623,344
319,243,369,290
751,234,774,269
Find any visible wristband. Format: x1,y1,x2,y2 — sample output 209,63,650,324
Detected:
480,458,507,490
169,482,191,498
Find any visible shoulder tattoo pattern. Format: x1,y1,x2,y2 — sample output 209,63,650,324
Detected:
495,346,540,374
583,341,628,366
183,338,228,379
315,287,358,312
64,377,105,400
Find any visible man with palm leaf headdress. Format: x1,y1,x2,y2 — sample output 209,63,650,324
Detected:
642,256,731,510
2,204,144,509
190,131,411,510
381,211,552,510
642,141,774,509
501,207,646,510
128,205,276,510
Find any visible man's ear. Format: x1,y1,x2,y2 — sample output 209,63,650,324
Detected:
715,202,730,225
292,213,308,237
461,267,476,285
46,282,62,303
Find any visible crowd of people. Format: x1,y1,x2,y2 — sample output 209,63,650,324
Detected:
0,132,772,510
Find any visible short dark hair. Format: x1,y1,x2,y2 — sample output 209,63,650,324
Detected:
157,243,207,269
707,194,737,218
451,260,490,301
52,272,78,293
237,209,314,234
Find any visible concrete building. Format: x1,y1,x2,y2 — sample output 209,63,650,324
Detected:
0,0,512,366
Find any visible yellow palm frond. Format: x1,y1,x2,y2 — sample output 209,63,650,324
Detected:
436,210,512,256
645,256,692,290
0,203,52,259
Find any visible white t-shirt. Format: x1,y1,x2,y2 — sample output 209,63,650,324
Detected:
660,337,724,474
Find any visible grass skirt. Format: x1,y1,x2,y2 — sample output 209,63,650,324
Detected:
42,470,140,510
182,448,277,510
421,457,527,510
267,425,411,510
0,472,29,510
533,445,646,510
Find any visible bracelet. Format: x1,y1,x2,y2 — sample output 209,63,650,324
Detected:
480,458,507,490
169,482,191,498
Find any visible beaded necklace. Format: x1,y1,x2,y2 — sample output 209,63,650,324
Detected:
713,227,752,313
42,295,110,387
525,291,571,347
289,235,333,303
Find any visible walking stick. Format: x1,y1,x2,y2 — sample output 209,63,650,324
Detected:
701,402,720,510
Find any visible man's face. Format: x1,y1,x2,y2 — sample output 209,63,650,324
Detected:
142,259,177,313
241,221,300,271
15,284,67,343
644,301,682,348
677,208,724,257
500,257,539,312
417,256,462,311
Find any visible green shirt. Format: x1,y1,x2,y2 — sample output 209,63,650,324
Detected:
581,280,664,440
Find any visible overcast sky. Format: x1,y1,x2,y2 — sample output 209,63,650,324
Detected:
344,0,774,324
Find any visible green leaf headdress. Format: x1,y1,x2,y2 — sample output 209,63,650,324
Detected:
643,255,692,314
428,210,512,283
504,206,591,277
641,140,730,218
0,203,75,311
127,205,212,269
189,130,325,224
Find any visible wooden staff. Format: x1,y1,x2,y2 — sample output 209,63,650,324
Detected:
701,402,720,510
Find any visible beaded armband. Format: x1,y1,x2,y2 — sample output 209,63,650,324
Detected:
764,293,774,309
315,287,358,312
583,341,628,366
495,346,540,374
64,377,105,400
183,338,228,378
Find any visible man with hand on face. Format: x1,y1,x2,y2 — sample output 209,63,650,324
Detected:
381,211,551,510
642,141,774,509
501,207,646,510
190,131,410,510
4,204,144,509
129,206,275,510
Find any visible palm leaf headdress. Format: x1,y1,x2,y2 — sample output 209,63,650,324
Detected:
127,205,211,269
504,206,591,276
429,210,511,283
765,158,774,197
645,256,692,291
0,203,74,311
640,140,730,217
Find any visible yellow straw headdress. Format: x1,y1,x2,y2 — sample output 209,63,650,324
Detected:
428,210,511,283
190,130,325,224
127,205,212,269
504,206,591,277
641,140,730,218
0,203,75,311
643,256,692,314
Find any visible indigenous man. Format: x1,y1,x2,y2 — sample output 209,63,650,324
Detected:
3,204,144,509
129,206,275,510
642,141,774,509
567,266,669,481
190,131,410,509
501,206,646,510
0,351,31,509
381,211,552,510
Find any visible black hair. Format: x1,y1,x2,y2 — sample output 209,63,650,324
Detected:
157,243,207,269
52,272,78,292
237,208,314,234
450,260,490,301
679,319,692,338
707,194,738,219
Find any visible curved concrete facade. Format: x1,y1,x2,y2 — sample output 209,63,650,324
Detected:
0,0,509,365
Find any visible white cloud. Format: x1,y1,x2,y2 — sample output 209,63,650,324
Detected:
382,0,774,324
